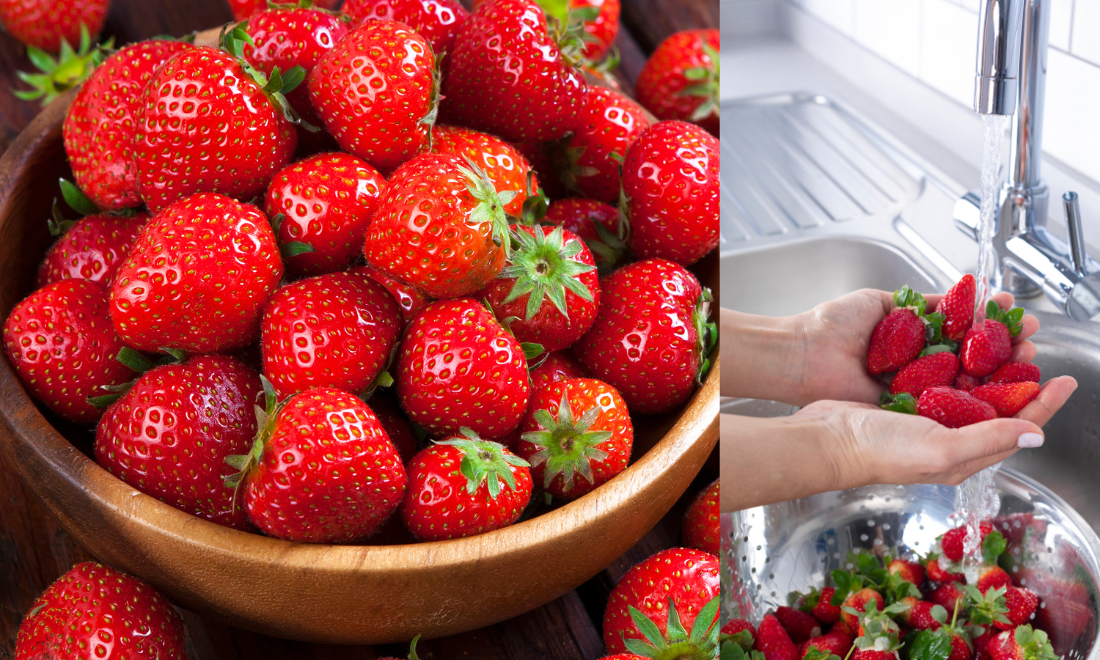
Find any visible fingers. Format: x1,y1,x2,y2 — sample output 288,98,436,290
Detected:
990,291,1016,310
924,294,944,312
946,418,1046,463
1016,376,1078,426
1010,340,1037,363
1014,315,1040,343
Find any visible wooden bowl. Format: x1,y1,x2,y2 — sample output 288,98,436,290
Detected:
0,88,719,645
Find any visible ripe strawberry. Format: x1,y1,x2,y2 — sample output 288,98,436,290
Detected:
395,299,530,439
572,0,620,60
481,225,599,352
800,587,841,626
368,391,419,464
432,124,535,219
635,29,719,135
530,350,587,393
14,562,185,659
831,619,856,638
110,194,284,354
365,153,514,299
551,86,650,202
755,613,799,660
925,556,964,583
955,371,981,392
683,478,719,556
574,259,713,413
515,378,631,499
799,632,853,659
544,198,625,269
722,619,756,648
260,271,403,398
840,589,885,631
961,302,1025,377
228,0,339,20
940,522,993,562
887,559,925,587
602,548,720,657
623,121,719,266
0,0,108,52
136,44,298,212
3,280,134,424
897,597,941,631
37,212,148,288
867,286,936,375
987,362,1041,384
309,20,437,171
776,606,822,643
977,566,1012,593
889,351,959,399
986,626,1057,660
939,274,976,341
401,429,532,541
917,386,997,428
353,265,432,329
95,355,262,530
228,387,406,543
514,140,570,200
930,583,967,616
997,586,1039,630
265,153,386,277
971,381,1041,417
443,0,588,143
854,650,900,660
63,40,193,210
346,0,469,63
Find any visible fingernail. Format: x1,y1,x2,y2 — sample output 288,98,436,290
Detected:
1018,433,1044,448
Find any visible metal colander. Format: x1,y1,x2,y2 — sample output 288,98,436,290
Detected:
720,468,1100,660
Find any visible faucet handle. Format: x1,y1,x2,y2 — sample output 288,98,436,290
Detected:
1064,191,1086,275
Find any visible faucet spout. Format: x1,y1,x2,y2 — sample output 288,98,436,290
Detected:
975,0,1023,115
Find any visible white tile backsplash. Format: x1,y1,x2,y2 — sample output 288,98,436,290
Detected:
1044,48,1100,182
920,0,977,106
1071,0,1100,66
787,0,855,36
1048,0,1074,52
853,0,922,75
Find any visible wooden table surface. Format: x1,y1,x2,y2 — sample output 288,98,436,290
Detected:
0,1,718,658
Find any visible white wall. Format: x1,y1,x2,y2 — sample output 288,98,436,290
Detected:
726,0,781,38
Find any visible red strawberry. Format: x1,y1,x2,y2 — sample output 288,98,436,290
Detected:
395,299,530,439
94,355,261,530
925,556,964,583
443,0,588,143
14,562,185,659
961,302,1025,377
0,0,108,52
971,381,1041,418
345,0,469,55
635,29,719,135
897,597,941,631
544,197,625,269
354,265,432,330
997,586,1039,630
987,362,1041,384
803,587,841,626
941,522,993,562
946,632,975,660
229,387,406,543
228,0,338,20
136,45,298,212
623,121,719,266
265,153,386,277
854,650,900,660
602,548,721,657
776,606,823,643
481,225,600,352
63,40,193,210
977,566,1012,593
986,626,1057,660
887,559,925,587
401,429,532,541
799,631,852,659
365,153,514,298
309,20,437,171
574,259,712,413
867,287,934,375
939,274,976,341
955,371,981,392
110,193,284,354
37,212,148,289
889,351,959,399
261,271,403,398
683,478,719,556
916,387,997,428
722,619,756,648
840,589,885,631
514,140,570,200
3,280,135,424
552,86,650,202
368,391,419,464
831,619,856,638
530,350,587,393
931,583,967,615
515,378,632,500
755,614,799,660
432,124,536,218
573,0,620,60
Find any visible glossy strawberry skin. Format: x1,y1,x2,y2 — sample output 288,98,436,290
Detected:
396,299,530,439
365,153,507,299
635,29,720,135
976,565,1011,593
840,588,884,630
0,0,108,52
888,559,925,587
432,124,535,218
530,350,587,393
95,355,262,530
799,631,853,659
925,556,964,583
244,389,407,543
918,386,998,428
560,86,650,202
344,0,469,55
3,280,134,424
683,478,719,556
37,213,149,288
775,606,822,643
309,20,435,171
940,274,976,341
63,41,193,210
867,309,926,375
229,0,339,20
961,320,1012,378
443,0,587,143
987,362,1041,384
261,271,403,399
890,352,960,399
931,583,967,615
265,153,386,277
109,193,284,354
972,381,1041,418
401,441,532,541
574,259,705,414
603,548,720,655
545,197,623,267
136,47,297,213
756,614,798,660
574,0,620,60
368,391,419,464
941,522,992,562
14,562,186,660
623,121,719,266
353,265,432,329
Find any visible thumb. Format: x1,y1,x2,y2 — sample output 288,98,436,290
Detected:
948,418,1045,464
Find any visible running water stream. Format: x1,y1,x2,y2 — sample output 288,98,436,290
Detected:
953,113,1010,583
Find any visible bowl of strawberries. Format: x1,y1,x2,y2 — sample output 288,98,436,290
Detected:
721,470,1100,660
0,0,720,646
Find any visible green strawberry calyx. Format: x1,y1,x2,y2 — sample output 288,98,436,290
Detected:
984,300,1026,337
893,285,948,345
436,428,530,499
1010,625,1058,660
962,584,1012,627
497,225,596,322
87,348,187,408
458,158,518,258
516,170,549,226
680,42,720,123
622,595,720,660
520,389,613,492
721,641,767,660
223,375,285,502
268,212,316,260
695,287,718,384
47,178,139,236
879,392,918,414
220,22,314,130
15,25,114,107
720,628,754,651
543,3,601,69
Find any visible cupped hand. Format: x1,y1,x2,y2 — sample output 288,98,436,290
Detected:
789,288,1040,407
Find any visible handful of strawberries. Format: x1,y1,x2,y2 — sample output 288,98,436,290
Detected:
869,275,1041,428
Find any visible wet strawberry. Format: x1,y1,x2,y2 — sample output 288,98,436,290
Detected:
971,381,1041,417
930,583,967,616
961,302,1024,377
917,387,997,428
887,559,925,587
987,362,1041,384
683,478,719,556
941,522,993,562
840,589,885,631
775,606,822,643
897,597,941,631
977,566,1012,593
986,625,1057,660
755,613,799,660
799,631,853,659
432,124,535,218
939,274,976,342
801,586,841,626
544,197,625,269
997,586,1039,630
354,265,432,330
867,287,935,375
889,351,959,399
37,212,148,289
925,556,964,583
635,29,719,135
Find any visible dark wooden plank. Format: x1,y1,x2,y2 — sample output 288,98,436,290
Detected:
619,0,720,53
